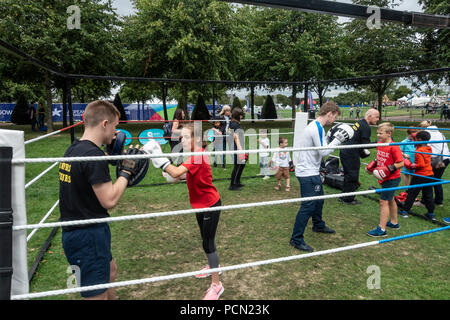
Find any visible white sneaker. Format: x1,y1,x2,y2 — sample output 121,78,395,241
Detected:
263,176,270,180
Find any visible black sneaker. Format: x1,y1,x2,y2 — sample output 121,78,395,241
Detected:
228,185,242,191
312,226,336,234
290,241,314,252
424,212,437,222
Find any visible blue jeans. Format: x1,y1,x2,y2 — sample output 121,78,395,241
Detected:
291,175,326,245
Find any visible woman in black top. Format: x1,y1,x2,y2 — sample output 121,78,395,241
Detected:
228,107,246,190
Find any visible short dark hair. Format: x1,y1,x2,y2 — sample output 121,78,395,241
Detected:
84,100,120,127
416,130,431,141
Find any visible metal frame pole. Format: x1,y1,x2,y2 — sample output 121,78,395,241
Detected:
0,147,13,300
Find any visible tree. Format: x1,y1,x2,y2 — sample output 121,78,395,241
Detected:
261,95,277,119
113,93,127,121
11,95,30,125
344,0,422,118
392,85,413,101
416,0,449,84
231,96,241,111
0,0,122,130
191,94,211,120
122,0,240,114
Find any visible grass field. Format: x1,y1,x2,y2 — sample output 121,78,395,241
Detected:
3,118,449,300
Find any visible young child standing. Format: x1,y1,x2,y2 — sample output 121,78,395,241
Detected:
144,123,224,300
258,129,270,179
272,137,291,191
399,129,418,186
398,131,436,221
211,118,224,167
365,122,404,237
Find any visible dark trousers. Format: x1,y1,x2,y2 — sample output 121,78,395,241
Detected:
432,159,449,204
340,150,361,202
196,199,221,254
291,175,326,245
404,175,435,213
31,118,37,131
230,155,246,186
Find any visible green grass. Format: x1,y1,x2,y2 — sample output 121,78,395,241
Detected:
3,120,449,300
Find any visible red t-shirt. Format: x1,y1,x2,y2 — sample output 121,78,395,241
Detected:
376,142,403,184
181,149,220,209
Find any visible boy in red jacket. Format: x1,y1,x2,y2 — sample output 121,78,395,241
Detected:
366,123,404,237
397,130,436,221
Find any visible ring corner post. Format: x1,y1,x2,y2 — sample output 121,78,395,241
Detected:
0,146,13,300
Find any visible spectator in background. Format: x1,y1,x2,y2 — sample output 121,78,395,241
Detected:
218,105,231,169
38,102,45,129
356,105,361,119
228,107,246,191
29,103,37,132
169,108,185,165
418,121,450,207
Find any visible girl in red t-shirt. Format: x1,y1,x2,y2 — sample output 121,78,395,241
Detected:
158,123,224,300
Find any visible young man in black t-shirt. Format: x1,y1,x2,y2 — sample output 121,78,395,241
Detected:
59,100,134,300
339,108,380,204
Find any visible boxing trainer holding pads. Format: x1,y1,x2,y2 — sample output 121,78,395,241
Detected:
290,102,354,253
339,108,380,205
59,100,148,300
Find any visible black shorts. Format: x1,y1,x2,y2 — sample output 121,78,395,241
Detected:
62,223,112,298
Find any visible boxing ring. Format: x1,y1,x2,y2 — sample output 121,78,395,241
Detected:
1,112,450,300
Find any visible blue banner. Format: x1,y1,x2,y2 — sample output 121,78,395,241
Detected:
0,103,178,122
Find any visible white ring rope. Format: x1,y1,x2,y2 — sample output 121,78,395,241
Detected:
26,200,59,242
25,162,58,189
12,140,450,164
11,239,380,300
12,189,379,231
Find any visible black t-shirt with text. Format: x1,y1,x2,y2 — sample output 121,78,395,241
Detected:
59,140,111,229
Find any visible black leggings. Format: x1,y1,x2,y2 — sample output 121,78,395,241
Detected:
196,199,221,254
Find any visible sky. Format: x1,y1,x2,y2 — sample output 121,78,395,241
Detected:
109,0,429,101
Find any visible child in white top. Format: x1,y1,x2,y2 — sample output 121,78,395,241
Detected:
272,137,291,191
258,130,270,179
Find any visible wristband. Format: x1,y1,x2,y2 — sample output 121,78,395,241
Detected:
118,170,131,181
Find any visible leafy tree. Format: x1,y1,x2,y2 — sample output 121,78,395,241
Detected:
392,85,413,101
231,96,241,111
123,0,240,114
0,0,122,130
416,0,449,84
113,93,127,121
261,95,277,119
191,94,211,120
344,0,422,118
11,95,30,125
